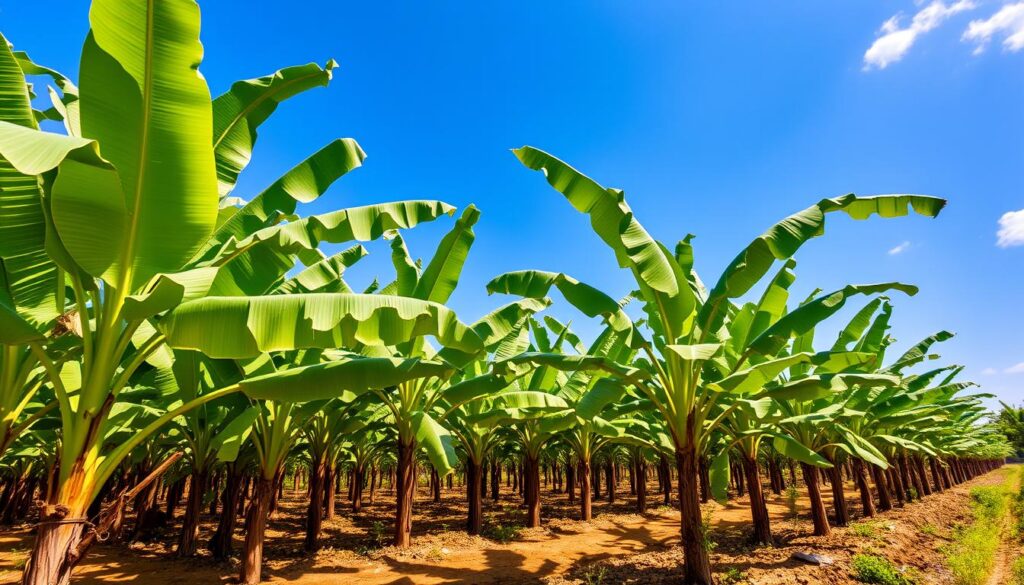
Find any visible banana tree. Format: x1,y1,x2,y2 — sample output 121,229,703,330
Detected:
510,146,945,583
0,4,486,583
301,397,374,551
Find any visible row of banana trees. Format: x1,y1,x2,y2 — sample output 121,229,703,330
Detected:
0,2,1011,585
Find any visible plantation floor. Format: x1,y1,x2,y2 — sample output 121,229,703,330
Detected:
0,466,1015,584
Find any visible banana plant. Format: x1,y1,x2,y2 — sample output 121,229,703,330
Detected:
0,5,484,583
509,146,945,583
301,397,374,552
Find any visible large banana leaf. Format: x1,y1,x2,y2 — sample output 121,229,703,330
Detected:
0,35,59,329
78,0,218,291
239,357,453,402
700,193,945,334
747,283,917,356
213,61,337,195
514,146,694,340
160,293,484,358
413,410,459,475
487,270,632,332
414,205,479,303
196,138,365,262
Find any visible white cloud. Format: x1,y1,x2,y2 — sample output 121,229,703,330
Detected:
864,1,977,70
1005,362,1024,374
963,2,1024,54
982,367,998,375
888,241,911,255
997,209,1024,247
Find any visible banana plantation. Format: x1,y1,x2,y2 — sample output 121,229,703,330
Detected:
0,2,1015,585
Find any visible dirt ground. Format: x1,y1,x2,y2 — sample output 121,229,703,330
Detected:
0,466,1015,584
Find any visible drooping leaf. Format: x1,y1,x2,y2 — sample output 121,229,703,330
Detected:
161,293,484,358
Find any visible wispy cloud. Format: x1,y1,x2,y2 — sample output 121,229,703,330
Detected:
1005,362,1024,374
982,367,998,375
963,2,1024,54
888,241,911,255
997,209,1024,247
864,0,977,70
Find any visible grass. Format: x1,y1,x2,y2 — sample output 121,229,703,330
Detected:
1012,556,1024,585
720,566,748,584
918,522,938,536
483,522,522,543
942,470,1017,585
582,566,607,585
850,521,878,538
851,553,915,585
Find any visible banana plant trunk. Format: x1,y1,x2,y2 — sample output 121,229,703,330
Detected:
675,437,713,585
177,469,208,556
466,459,483,535
579,459,592,521
21,443,97,585
851,459,876,517
210,465,242,560
352,463,364,512
240,475,274,585
800,463,830,537
742,454,771,545
825,464,849,527
525,453,541,528
634,453,647,514
870,464,893,511
304,456,326,552
394,439,416,547
325,463,337,520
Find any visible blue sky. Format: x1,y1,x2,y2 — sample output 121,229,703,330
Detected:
2,1,1022,409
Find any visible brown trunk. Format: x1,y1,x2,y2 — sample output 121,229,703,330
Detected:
324,463,337,520
466,459,483,535
635,454,647,514
676,443,713,585
929,458,944,493
870,464,893,512
852,459,876,517
912,456,931,496
431,467,441,503
239,475,273,585
579,459,592,521
352,464,364,512
490,461,499,501
210,465,242,560
394,439,415,547
742,455,771,545
525,454,541,528
698,457,711,503
565,457,576,505
660,455,672,506
176,469,207,556
826,462,849,526
801,463,830,536
304,457,326,552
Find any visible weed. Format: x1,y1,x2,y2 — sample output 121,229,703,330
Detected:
370,520,387,548
700,510,717,552
785,485,799,517
720,566,747,584
484,522,522,543
919,523,938,536
583,566,607,585
943,483,1011,585
850,521,877,538
851,554,915,585
1012,556,1024,585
